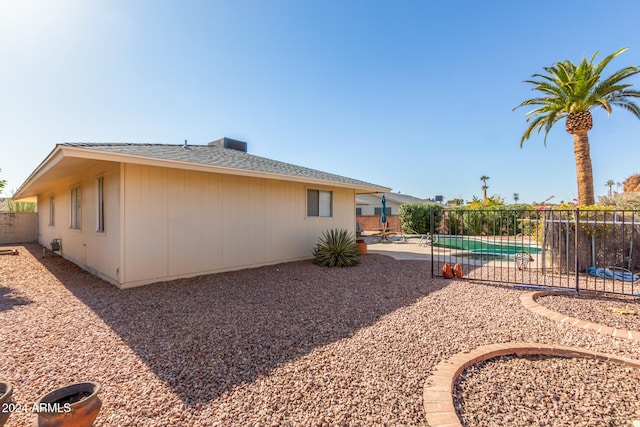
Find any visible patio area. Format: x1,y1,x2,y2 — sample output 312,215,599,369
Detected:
1,243,640,426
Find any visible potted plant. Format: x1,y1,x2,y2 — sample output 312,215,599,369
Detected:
33,382,101,427
0,381,13,427
356,238,367,255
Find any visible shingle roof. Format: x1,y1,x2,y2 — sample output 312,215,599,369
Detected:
62,143,388,191
356,192,431,205
386,193,428,204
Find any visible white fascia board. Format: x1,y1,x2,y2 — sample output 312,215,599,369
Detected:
13,146,65,200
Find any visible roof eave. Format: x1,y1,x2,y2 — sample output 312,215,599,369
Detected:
13,145,65,200
15,145,390,197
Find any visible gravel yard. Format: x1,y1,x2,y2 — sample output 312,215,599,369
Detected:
1,243,640,426
539,293,640,332
455,355,640,427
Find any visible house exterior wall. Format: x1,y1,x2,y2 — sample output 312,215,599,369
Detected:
120,163,356,288
36,161,121,285
356,204,400,216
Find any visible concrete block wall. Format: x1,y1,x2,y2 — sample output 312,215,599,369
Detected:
0,212,38,244
356,214,401,232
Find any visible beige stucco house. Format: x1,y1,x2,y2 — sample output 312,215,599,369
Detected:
14,140,389,288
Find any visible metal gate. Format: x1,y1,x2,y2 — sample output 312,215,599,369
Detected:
430,208,640,296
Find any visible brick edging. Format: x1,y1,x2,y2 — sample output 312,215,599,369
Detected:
520,291,640,341
423,342,640,427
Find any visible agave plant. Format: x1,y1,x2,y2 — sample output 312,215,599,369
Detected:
313,228,360,267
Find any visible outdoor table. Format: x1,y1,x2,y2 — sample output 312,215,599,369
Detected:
372,227,396,242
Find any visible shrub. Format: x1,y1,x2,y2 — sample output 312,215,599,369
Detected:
397,203,444,235
312,228,359,267
599,192,640,210
7,199,36,212
445,205,539,236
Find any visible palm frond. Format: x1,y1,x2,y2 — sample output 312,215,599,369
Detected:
593,47,628,75
519,110,564,147
609,97,640,119
595,67,640,96
516,48,640,144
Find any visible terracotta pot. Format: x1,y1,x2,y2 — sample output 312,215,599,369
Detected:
33,382,101,427
356,240,367,255
0,381,14,427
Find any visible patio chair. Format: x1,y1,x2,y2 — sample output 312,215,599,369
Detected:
418,233,438,247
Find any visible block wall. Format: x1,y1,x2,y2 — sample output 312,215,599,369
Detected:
0,213,38,244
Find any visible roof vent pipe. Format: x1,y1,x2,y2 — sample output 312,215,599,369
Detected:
182,139,190,150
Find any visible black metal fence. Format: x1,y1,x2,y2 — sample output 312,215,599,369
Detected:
429,208,640,296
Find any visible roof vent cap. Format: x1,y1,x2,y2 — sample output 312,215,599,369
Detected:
208,137,247,152
182,139,190,150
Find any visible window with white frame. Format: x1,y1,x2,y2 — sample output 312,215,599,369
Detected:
96,176,104,232
70,186,81,230
307,189,332,217
48,195,54,226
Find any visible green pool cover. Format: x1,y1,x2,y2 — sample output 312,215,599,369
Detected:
434,236,541,255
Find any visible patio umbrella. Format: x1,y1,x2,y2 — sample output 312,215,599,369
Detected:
380,194,387,226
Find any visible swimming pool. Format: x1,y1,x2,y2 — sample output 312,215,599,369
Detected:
433,236,541,255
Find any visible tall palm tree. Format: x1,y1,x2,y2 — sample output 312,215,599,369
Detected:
515,48,640,205
480,175,490,204
605,179,615,197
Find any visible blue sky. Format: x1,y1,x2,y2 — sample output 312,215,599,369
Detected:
2,0,640,204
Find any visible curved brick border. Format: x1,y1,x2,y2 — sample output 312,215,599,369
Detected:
423,342,640,427
520,290,640,341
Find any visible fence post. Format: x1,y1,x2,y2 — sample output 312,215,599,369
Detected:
430,209,434,277
541,210,546,273
575,208,580,293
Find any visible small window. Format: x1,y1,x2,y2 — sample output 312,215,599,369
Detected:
48,195,54,226
96,177,104,232
307,189,332,217
70,186,81,230
356,207,362,216
374,207,392,216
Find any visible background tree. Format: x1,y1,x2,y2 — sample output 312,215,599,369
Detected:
600,191,640,209
480,175,490,204
515,48,640,205
7,189,35,212
605,179,615,197
468,194,505,208
0,169,6,196
624,174,640,192
513,193,520,203
487,195,505,205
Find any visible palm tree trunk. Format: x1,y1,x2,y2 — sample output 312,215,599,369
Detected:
573,130,595,205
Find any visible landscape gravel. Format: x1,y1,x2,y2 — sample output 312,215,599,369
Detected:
455,355,640,427
538,293,640,332
1,243,640,426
